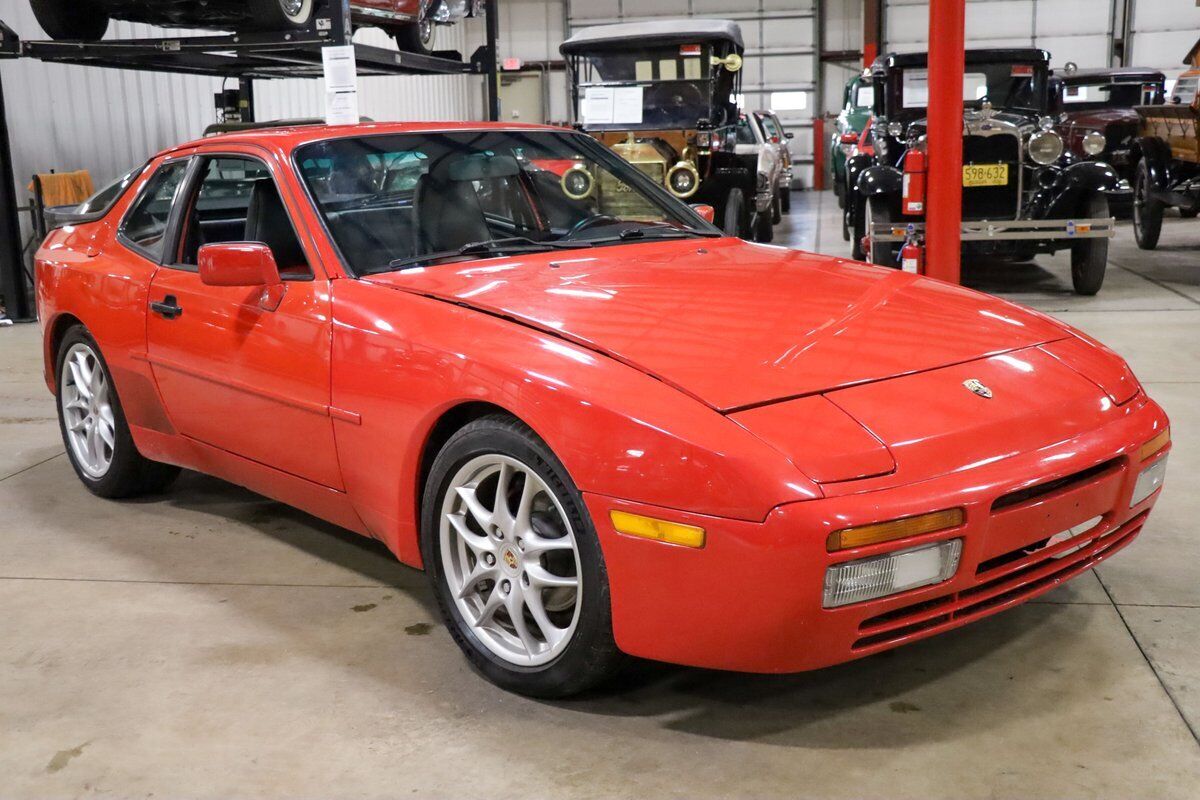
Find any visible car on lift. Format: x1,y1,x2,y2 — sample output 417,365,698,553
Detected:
36,121,1169,698
831,71,874,209
754,110,795,213
1053,64,1166,216
732,112,784,241
560,19,763,239
846,48,1120,295
29,0,480,54
1130,37,1200,249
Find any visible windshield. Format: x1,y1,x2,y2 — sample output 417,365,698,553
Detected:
1063,81,1162,109
851,82,874,110
899,62,1047,112
572,44,712,129
296,130,717,275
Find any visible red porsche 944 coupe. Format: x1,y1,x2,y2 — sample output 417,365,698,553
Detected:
36,122,1170,697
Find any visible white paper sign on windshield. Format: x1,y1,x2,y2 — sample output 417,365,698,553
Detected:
582,87,615,124
612,86,644,124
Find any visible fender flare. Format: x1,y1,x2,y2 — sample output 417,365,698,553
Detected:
1133,135,1172,191
855,164,902,198
1059,160,1124,194
844,153,873,197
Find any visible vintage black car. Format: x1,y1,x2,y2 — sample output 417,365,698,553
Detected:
1053,65,1166,216
845,48,1120,295
561,19,766,239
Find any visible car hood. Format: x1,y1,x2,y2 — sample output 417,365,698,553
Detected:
1063,108,1138,130
363,238,1070,411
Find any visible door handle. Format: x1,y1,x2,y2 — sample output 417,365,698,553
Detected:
150,295,183,320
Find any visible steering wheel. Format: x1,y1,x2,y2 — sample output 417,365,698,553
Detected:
566,214,619,237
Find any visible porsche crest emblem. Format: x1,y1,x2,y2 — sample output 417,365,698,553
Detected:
963,378,993,399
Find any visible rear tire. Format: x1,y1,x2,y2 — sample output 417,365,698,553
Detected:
722,188,747,238
248,0,314,30
771,192,782,225
1180,208,1199,219
1133,160,1163,250
780,187,791,214
421,414,625,698
392,19,436,54
31,0,109,41
753,208,774,243
55,326,179,499
1071,192,1110,296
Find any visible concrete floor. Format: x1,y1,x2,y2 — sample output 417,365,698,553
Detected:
2,193,1199,798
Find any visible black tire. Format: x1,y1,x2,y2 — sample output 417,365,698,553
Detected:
392,19,435,54
868,196,899,267
55,326,179,499
421,414,625,698
850,196,867,261
1133,160,1163,251
753,208,775,243
780,186,791,214
771,192,782,225
1071,192,1110,296
247,0,314,31
1180,208,1199,219
722,187,747,238
31,0,109,41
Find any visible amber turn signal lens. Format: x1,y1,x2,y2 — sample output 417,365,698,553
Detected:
610,510,705,549
827,508,965,552
1139,429,1170,462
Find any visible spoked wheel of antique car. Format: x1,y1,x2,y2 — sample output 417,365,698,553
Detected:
31,0,109,41
723,188,748,238
1133,160,1163,251
422,414,623,697
1070,192,1110,296
55,326,179,499
867,196,899,268
753,208,775,243
248,0,315,30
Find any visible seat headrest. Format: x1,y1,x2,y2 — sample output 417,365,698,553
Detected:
245,180,307,271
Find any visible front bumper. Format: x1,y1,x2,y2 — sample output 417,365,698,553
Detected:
586,394,1167,673
870,216,1117,244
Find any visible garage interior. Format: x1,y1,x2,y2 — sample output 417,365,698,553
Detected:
1,0,1199,796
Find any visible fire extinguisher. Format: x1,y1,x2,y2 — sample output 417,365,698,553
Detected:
902,148,926,216
900,236,924,274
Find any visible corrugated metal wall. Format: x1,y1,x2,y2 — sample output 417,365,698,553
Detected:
0,0,480,222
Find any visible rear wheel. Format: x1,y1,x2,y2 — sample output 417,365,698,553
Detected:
1180,208,1199,219
771,192,782,225
722,188,748,238
1071,192,1110,296
780,186,791,214
422,415,624,698
1133,160,1163,250
55,326,179,499
248,0,314,30
868,196,899,267
392,18,436,54
753,207,775,243
31,0,109,41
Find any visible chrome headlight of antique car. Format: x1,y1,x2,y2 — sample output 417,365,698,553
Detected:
1082,130,1107,156
666,161,701,199
1028,130,1064,165
887,120,905,139
561,163,595,200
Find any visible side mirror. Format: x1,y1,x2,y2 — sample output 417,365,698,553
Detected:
198,242,286,311
690,203,716,224
785,131,795,139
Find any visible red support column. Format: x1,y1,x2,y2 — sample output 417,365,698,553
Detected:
924,0,965,283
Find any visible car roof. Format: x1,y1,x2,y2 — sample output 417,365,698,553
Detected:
162,120,574,157
873,48,1050,71
561,19,743,53
1056,67,1166,84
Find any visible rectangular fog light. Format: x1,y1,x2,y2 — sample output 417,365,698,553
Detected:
1131,456,1168,507
823,539,962,608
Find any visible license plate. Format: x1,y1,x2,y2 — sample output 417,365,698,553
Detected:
963,163,1009,187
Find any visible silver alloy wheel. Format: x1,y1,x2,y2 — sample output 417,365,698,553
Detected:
440,454,582,667
60,342,116,479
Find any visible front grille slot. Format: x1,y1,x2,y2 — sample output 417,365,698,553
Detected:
962,133,1019,221
991,457,1121,512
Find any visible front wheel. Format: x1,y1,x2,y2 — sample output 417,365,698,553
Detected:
248,0,315,30
722,187,748,238
1071,192,1110,296
753,207,775,243
1133,160,1163,250
392,19,436,54
780,187,792,214
31,0,109,40
55,326,179,498
422,415,624,698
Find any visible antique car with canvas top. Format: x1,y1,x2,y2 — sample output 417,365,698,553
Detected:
1130,36,1200,249
846,48,1120,295
29,0,479,54
36,121,1169,698
832,71,874,209
561,19,767,238
1053,64,1166,216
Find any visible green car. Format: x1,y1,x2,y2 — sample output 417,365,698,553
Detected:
830,72,874,208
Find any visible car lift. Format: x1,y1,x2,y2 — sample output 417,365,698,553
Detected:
0,0,501,322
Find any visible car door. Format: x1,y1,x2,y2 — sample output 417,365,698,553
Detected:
143,146,343,489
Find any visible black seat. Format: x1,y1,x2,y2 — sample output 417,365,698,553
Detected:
245,180,307,272
413,174,491,254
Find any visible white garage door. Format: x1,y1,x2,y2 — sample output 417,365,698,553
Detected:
1128,0,1200,91
565,0,818,187
884,0,1115,68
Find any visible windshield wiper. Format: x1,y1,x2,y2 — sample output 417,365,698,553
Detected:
387,236,590,270
586,226,721,246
